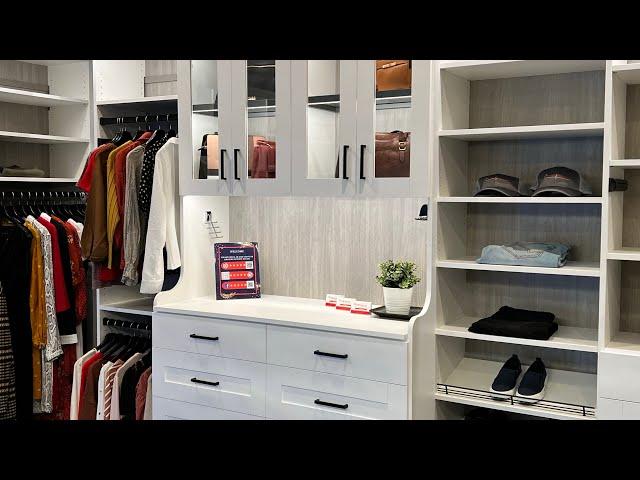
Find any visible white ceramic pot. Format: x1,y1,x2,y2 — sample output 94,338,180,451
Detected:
383,286,413,315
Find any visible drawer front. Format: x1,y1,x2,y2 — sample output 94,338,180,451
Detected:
153,312,266,362
597,397,623,420
267,325,407,385
266,365,407,420
599,352,640,403
153,348,266,417
153,397,264,420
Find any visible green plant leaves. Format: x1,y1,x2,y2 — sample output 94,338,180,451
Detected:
376,260,421,289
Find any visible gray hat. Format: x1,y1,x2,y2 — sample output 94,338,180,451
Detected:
473,173,528,197
531,166,592,197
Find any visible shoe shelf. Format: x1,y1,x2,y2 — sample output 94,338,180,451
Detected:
435,358,596,420
438,123,605,142
437,196,602,204
435,316,598,353
611,159,640,168
439,60,605,81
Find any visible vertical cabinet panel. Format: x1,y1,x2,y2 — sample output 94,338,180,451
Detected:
291,60,358,196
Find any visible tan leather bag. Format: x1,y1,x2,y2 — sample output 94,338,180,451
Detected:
376,60,411,92
375,131,410,177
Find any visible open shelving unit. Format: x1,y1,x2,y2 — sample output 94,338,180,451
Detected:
431,60,605,420
0,60,93,182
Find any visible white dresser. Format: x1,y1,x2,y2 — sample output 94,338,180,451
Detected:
152,295,413,420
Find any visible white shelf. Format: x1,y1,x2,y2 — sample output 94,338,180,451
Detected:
611,159,640,168
436,257,600,277
436,357,596,420
439,60,606,80
0,131,89,144
604,332,640,356
437,196,602,204
96,95,177,106
436,316,598,352
439,122,605,141
612,63,640,85
0,177,76,183
608,248,640,261
0,86,87,107
99,298,154,317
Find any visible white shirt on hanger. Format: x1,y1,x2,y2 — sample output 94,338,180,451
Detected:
70,348,96,420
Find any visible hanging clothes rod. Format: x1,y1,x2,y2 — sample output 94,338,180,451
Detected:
100,113,178,126
0,190,87,205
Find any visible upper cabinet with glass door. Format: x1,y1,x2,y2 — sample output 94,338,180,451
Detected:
355,60,431,196
178,60,291,196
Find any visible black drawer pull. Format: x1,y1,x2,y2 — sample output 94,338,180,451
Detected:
233,148,241,180
315,399,348,409
191,377,219,387
220,149,227,180
342,145,350,180
190,334,219,341
359,144,366,180
314,350,348,359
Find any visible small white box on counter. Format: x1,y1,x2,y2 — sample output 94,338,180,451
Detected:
335,297,355,311
350,300,372,315
325,294,344,307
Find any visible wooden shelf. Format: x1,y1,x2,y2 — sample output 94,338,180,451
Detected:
0,177,76,183
436,357,596,420
436,316,598,352
437,196,602,204
96,95,177,106
99,298,154,317
439,60,606,80
608,249,640,261
439,123,605,141
612,63,640,85
605,332,640,356
0,131,89,144
610,159,640,168
0,86,87,107
436,257,600,277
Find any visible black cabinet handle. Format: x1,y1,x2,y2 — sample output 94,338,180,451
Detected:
233,148,241,180
359,144,366,180
315,399,348,409
220,149,227,180
190,333,219,342
314,349,348,359
342,145,349,180
191,377,220,387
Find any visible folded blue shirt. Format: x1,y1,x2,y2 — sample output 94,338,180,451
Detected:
476,242,571,268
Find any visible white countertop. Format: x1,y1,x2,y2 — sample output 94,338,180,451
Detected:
154,295,415,341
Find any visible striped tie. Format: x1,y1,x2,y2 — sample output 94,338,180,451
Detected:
103,360,122,420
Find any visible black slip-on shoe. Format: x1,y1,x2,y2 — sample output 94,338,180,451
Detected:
490,354,522,399
516,357,547,404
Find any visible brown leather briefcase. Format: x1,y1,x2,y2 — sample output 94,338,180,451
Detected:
375,131,410,177
376,60,411,92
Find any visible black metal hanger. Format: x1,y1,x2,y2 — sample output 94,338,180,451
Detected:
165,114,177,139
133,116,145,141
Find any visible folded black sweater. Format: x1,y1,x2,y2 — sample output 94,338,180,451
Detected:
468,306,558,340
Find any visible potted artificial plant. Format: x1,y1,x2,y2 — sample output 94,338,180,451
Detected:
376,260,421,315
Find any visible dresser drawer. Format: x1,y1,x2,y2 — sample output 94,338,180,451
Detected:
267,325,407,385
599,352,640,403
153,348,266,417
153,312,266,362
153,397,264,420
266,365,407,420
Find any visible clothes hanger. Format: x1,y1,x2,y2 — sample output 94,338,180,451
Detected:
145,114,165,146
111,117,122,145
133,116,146,141
165,114,177,139
118,118,133,145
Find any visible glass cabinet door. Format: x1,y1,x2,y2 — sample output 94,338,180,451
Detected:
355,60,430,196
178,60,234,195
230,60,291,195
291,60,357,196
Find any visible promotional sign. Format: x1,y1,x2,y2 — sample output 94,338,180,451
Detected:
214,242,261,300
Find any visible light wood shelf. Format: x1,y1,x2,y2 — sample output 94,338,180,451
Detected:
436,257,601,277
0,177,77,183
0,131,89,144
437,196,602,204
439,60,606,80
608,249,640,261
439,123,605,141
436,316,598,353
99,298,154,317
436,357,596,420
612,63,640,85
0,86,88,107
96,95,177,107
610,159,640,168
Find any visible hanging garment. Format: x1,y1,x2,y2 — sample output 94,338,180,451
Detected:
95,360,112,420
0,282,17,420
110,352,142,420
0,223,33,421
251,139,276,178
41,344,75,420
143,375,152,420
121,145,145,286
77,143,114,193
140,137,180,294
78,354,107,420
81,144,115,261
106,142,132,268
60,221,86,325
135,367,151,420
103,359,124,420
120,358,147,420
70,348,95,420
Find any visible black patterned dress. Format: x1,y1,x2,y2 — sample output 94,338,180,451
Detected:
0,281,16,420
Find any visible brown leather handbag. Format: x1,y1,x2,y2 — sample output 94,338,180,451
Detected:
375,131,410,177
198,133,219,179
376,60,411,92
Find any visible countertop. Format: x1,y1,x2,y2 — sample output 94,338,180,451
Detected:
154,295,417,341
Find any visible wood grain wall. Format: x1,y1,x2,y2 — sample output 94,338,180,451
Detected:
229,196,429,305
